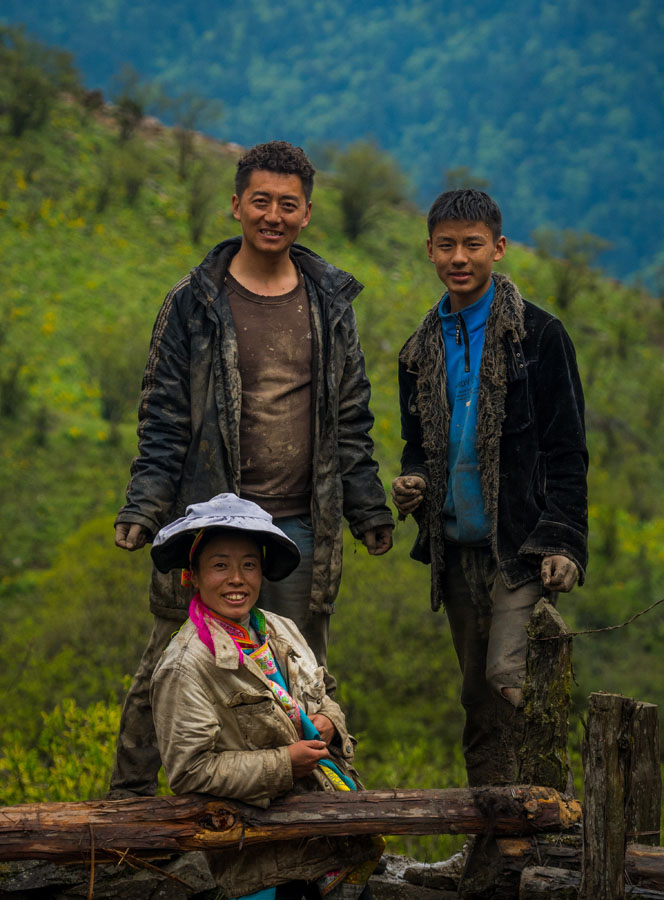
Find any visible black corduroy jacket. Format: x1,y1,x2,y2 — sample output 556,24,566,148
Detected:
398,274,588,611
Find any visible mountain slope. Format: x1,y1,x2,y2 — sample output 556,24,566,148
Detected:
1,0,663,283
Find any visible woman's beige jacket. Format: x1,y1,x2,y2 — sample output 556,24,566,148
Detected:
151,609,374,894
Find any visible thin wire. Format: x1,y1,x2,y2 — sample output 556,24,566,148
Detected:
535,596,664,640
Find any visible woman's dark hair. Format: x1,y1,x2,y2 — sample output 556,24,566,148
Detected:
427,189,502,241
235,141,316,202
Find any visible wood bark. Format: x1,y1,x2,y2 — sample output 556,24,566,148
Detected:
519,866,580,900
498,834,582,873
624,703,661,846
581,692,629,899
0,786,581,862
519,599,573,793
499,837,664,890
626,845,664,892
520,866,664,900
581,693,662,900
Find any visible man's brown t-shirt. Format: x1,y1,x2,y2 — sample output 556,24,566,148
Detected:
226,271,312,517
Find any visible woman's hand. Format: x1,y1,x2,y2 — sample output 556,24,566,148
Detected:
311,713,336,745
288,740,330,777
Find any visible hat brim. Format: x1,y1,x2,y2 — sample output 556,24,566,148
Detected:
151,524,300,582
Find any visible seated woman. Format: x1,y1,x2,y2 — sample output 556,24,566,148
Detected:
150,493,382,900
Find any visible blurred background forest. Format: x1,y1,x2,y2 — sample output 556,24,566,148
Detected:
2,0,663,287
1,3,664,860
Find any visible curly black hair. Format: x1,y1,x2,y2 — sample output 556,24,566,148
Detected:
427,189,503,241
235,141,316,202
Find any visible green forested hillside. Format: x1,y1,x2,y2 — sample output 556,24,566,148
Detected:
1,88,664,857
1,0,663,285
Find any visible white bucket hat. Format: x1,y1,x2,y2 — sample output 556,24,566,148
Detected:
151,493,301,581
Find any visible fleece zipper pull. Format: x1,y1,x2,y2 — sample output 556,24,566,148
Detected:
455,313,471,373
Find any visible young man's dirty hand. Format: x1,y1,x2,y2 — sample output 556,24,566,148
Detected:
541,555,578,592
391,475,427,516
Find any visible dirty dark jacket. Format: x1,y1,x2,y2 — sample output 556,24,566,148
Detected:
117,237,393,618
399,273,588,611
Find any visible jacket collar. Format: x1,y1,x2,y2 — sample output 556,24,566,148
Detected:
203,608,303,673
190,235,363,314
400,272,526,603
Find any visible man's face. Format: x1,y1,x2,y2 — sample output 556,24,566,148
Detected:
232,170,311,256
427,220,506,312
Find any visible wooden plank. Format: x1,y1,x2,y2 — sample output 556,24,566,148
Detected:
0,786,581,862
519,599,573,793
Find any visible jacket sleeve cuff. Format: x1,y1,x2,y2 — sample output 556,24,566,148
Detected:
266,746,295,797
519,520,588,585
318,697,355,761
348,511,395,541
400,465,429,482
114,511,159,539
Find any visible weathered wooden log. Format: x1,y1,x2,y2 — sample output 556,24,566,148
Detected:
626,845,664,892
0,786,581,862
519,866,580,899
581,692,629,899
519,599,573,793
520,865,664,900
624,703,661,846
499,837,664,889
581,693,662,900
498,834,582,874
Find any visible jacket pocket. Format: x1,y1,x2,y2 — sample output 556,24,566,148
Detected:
232,698,291,750
298,666,326,712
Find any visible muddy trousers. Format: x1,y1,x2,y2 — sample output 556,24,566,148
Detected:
441,544,550,898
109,514,329,796
441,542,545,788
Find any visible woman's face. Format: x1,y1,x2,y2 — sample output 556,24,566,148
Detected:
192,533,262,621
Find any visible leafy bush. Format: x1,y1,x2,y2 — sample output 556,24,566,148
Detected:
0,25,79,137
1,697,122,804
330,140,408,241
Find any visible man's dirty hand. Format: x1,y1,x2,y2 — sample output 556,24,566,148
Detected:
391,475,427,516
115,522,149,551
541,554,578,592
362,525,393,556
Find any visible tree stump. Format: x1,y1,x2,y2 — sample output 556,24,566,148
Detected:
518,599,573,793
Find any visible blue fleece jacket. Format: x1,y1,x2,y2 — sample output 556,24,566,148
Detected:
438,279,495,543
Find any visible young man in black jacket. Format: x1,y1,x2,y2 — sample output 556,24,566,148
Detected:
392,190,587,895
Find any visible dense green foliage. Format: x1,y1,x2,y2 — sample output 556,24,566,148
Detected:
1,84,664,856
1,1,663,284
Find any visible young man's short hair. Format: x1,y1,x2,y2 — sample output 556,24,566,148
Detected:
427,189,503,242
235,141,316,202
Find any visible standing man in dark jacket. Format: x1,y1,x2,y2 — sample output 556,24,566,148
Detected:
392,190,587,896
110,141,394,798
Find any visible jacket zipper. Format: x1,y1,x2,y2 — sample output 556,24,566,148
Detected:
455,313,471,373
